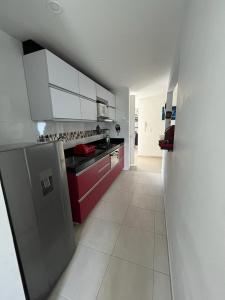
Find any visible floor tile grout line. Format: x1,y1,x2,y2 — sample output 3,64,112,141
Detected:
56,169,165,300
78,241,113,256
121,223,155,235
111,254,170,277
76,207,165,246
60,295,70,300
110,198,131,255
92,195,132,300
90,215,123,226
77,226,166,254
95,252,112,300
131,204,165,214
76,168,166,299
78,243,113,256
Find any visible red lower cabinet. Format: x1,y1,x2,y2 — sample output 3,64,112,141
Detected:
67,146,124,223
76,155,111,199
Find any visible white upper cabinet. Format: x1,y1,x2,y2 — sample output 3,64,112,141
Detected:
79,73,96,101
23,50,81,121
23,49,108,121
46,50,79,94
96,83,106,100
80,98,97,121
108,107,116,121
96,84,116,107
50,88,81,120
107,92,116,108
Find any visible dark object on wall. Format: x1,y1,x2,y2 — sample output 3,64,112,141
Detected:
159,125,175,151
96,125,101,135
162,106,165,120
166,111,172,119
135,131,138,145
162,106,176,121
171,106,176,120
115,124,121,135
23,40,44,55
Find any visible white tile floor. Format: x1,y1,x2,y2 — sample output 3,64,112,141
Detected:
49,159,171,300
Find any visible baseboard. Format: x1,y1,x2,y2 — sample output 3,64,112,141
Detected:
164,192,175,300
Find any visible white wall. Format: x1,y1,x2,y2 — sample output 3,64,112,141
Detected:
129,95,136,166
110,87,130,170
138,94,165,157
0,181,26,299
164,1,225,299
0,29,37,144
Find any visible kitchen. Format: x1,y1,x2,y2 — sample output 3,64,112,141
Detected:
2,0,225,300
0,1,176,299
0,33,129,300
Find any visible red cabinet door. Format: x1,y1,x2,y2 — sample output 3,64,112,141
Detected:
76,155,111,199
67,145,124,223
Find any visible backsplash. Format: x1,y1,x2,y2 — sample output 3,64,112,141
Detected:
38,128,108,143
36,121,110,149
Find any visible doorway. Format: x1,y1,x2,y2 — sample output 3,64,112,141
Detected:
130,94,165,173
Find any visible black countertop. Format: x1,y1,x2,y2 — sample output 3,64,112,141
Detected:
65,138,124,174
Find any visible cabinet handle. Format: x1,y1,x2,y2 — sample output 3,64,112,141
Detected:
98,163,111,173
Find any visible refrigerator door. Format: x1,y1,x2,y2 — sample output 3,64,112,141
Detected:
0,148,50,300
0,142,75,300
25,142,75,288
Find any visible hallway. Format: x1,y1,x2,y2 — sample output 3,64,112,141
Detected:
49,158,171,300
133,152,162,173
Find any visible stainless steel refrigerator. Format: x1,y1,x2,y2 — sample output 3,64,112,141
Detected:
0,141,75,300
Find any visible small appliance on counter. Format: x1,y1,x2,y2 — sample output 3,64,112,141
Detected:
0,142,75,300
74,144,96,155
110,149,120,169
106,135,110,145
115,123,121,135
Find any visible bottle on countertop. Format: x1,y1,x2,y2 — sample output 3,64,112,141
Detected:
106,134,110,145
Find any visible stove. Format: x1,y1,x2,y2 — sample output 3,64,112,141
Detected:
96,143,116,150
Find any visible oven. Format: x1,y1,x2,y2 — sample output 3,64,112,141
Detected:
110,149,120,169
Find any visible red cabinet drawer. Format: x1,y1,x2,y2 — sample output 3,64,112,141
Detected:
76,155,111,199
67,145,124,223
77,158,124,223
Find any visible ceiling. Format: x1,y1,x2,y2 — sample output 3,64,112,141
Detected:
0,0,185,98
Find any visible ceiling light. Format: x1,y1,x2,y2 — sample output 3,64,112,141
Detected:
47,0,63,14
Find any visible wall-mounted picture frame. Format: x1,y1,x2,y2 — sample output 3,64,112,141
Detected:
162,106,176,120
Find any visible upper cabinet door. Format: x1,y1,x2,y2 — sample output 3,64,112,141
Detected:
79,73,96,101
80,98,97,121
96,84,107,100
107,92,116,108
108,107,116,121
50,88,81,119
96,84,116,107
46,50,79,94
